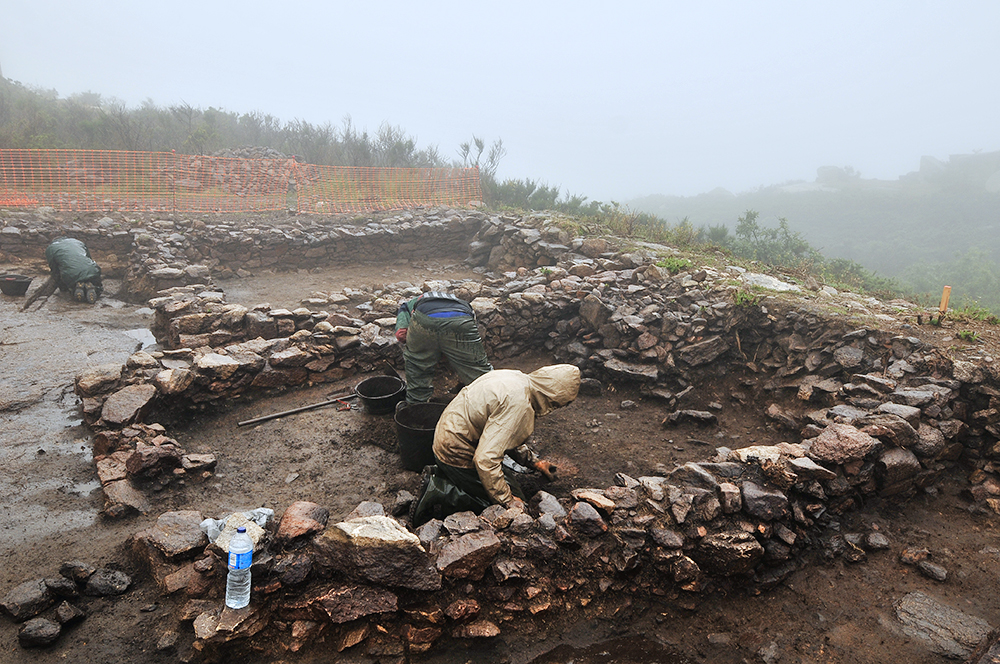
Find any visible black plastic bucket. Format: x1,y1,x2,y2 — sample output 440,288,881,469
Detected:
355,375,406,414
394,401,446,472
0,274,32,297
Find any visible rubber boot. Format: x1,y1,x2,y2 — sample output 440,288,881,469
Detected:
409,465,437,527
410,465,491,527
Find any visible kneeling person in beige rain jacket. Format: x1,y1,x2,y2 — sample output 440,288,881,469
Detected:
426,364,581,515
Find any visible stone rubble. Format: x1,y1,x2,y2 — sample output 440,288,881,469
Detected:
0,562,130,648
5,206,1000,659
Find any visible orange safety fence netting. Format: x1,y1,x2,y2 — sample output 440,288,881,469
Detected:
296,165,482,214
0,149,482,214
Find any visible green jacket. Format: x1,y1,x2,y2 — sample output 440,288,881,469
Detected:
45,237,103,293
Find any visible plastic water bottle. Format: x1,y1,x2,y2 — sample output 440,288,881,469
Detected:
225,526,253,609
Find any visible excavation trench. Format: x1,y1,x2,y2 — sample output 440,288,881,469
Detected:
2,208,999,664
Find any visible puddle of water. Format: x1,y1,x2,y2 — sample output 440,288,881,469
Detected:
531,636,689,664
123,327,156,349
34,437,93,462
67,479,101,496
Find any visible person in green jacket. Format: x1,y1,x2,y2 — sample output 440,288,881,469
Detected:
395,291,493,403
46,237,103,304
23,237,103,309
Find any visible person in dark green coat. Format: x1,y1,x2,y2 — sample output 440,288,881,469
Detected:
395,291,492,403
45,237,103,303
24,237,103,308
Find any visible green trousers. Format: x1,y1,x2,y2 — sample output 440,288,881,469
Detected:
411,460,526,526
403,310,492,403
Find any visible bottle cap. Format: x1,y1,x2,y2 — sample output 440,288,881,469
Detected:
237,526,246,533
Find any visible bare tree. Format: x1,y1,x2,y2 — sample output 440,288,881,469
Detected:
100,101,149,151
458,136,505,179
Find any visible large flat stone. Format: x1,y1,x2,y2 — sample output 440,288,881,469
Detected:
313,516,440,590
435,530,502,580
808,423,881,465
136,510,207,559
101,384,158,425
896,591,992,660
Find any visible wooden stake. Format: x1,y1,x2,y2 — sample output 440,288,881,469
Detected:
938,286,952,316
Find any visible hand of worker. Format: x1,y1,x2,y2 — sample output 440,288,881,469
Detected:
533,459,558,481
508,497,527,513
395,328,408,344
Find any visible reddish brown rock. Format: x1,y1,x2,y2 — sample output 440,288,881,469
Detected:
75,363,124,397
286,620,323,652
277,501,329,541
452,619,500,638
95,451,131,485
333,623,370,651
102,479,151,516
269,346,312,367
808,423,881,465
181,453,217,472
403,624,443,645
134,510,207,559
162,563,212,597
180,599,217,621
444,598,480,622
568,501,608,537
693,530,765,576
126,440,185,478
309,584,397,624
313,516,440,590
154,368,195,395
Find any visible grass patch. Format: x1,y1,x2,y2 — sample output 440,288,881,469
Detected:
952,302,1000,325
655,256,692,275
733,287,763,307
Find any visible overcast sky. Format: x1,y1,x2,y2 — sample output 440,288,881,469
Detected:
2,1,998,201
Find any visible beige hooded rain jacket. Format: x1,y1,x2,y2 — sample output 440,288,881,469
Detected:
432,364,581,506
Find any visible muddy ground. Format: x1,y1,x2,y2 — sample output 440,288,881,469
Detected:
1,256,999,664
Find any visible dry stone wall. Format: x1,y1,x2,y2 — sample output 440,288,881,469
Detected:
120,207,485,302
27,207,1000,659
0,209,134,277
1,206,487,301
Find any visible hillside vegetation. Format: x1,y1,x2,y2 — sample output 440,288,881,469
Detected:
629,156,1000,311
2,75,998,313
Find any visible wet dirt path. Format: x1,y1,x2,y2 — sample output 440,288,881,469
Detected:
0,275,152,565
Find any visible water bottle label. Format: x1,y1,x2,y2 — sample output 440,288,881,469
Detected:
229,550,252,570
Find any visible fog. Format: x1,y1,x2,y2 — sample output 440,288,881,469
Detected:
1,1,998,200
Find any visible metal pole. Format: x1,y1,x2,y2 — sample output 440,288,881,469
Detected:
237,391,357,427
